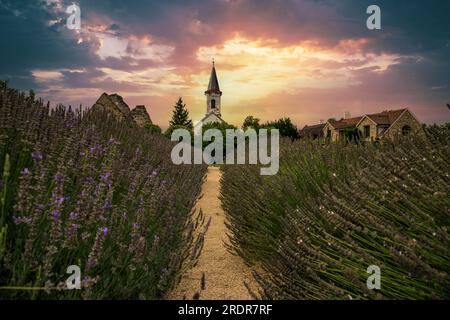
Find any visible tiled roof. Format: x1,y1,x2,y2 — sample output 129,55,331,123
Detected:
366,109,406,125
328,116,363,129
325,109,407,129
300,123,325,137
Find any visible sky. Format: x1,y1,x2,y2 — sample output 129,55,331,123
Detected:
1,0,449,128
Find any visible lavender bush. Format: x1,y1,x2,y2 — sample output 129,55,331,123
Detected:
0,82,207,299
221,126,450,299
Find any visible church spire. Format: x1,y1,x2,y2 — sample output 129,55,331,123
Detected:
205,59,221,94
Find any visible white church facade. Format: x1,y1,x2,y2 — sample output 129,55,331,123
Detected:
194,61,226,134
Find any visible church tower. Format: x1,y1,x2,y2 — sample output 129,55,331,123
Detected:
204,60,222,117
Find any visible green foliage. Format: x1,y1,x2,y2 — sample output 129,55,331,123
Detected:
343,127,360,142
164,125,193,140
144,123,162,135
242,116,260,130
201,121,237,153
202,121,237,136
0,84,207,299
169,97,193,129
0,80,8,91
221,128,450,299
262,117,299,140
242,116,299,139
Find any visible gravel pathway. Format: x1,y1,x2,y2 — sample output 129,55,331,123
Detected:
170,166,258,300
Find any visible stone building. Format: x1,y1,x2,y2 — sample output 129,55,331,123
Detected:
131,105,152,127
91,93,152,127
355,109,422,142
305,108,422,142
299,123,326,139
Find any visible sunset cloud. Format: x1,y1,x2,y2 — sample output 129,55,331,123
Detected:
1,0,449,128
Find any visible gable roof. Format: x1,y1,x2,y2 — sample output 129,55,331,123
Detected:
363,109,407,126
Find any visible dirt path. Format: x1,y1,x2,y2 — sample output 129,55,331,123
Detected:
170,166,258,300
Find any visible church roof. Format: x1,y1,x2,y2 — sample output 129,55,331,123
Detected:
205,62,222,95
198,112,225,124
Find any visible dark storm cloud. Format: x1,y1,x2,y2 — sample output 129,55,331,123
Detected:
0,0,99,88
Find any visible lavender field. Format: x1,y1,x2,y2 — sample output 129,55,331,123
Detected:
221,128,450,299
0,82,207,299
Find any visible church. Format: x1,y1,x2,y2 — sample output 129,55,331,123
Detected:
194,61,226,134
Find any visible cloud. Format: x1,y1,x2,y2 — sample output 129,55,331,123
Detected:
0,0,448,126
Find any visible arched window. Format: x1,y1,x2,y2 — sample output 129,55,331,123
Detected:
211,99,216,109
402,125,412,136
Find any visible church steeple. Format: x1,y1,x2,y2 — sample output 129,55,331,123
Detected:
205,60,222,116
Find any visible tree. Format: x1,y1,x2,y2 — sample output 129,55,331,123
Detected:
262,117,299,140
446,103,450,110
169,97,193,129
0,80,8,90
242,116,260,130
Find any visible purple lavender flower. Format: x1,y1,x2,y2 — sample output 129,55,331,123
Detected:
90,144,105,155
69,212,77,220
22,168,30,175
13,216,21,225
12,216,33,225
56,196,65,205
31,151,43,162
100,172,111,181
133,223,140,230
102,200,112,210
51,210,60,221
100,227,108,236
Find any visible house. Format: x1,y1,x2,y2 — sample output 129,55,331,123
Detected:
299,123,326,139
306,108,422,142
323,116,363,141
194,60,226,135
355,109,421,142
